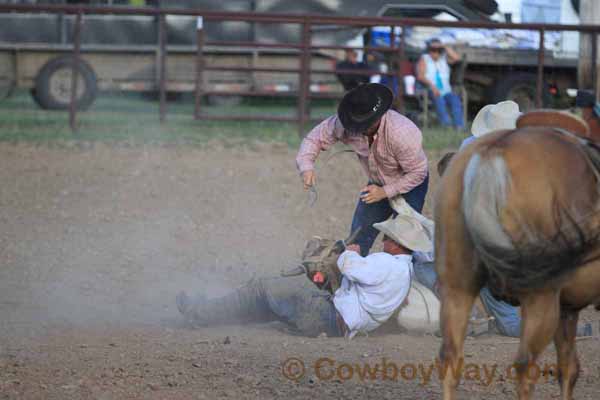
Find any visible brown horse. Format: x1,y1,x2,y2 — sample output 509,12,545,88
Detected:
435,117,600,399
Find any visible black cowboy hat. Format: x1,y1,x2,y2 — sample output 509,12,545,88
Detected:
337,83,393,134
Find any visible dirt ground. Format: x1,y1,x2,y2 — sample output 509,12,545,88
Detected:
1,142,599,400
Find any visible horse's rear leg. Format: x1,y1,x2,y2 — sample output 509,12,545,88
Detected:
554,310,580,400
515,290,560,400
439,283,479,400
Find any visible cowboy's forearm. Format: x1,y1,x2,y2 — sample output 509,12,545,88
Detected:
445,46,460,63
295,116,339,173
296,135,321,173
337,251,378,284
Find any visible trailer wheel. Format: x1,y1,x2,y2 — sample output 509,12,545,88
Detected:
492,72,547,112
33,56,97,110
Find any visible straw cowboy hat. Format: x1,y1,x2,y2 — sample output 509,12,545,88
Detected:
471,100,522,137
337,83,393,133
373,214,432,252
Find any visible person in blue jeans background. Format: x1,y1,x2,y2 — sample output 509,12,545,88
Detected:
417,38,464,131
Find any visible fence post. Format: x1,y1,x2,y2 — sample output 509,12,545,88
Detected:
536,29,545,108
396,25,405,113
298,20,311,138
69,9,82,133
159,12,167,123
194,16,205,120
593,32,598,100
389,26,397,109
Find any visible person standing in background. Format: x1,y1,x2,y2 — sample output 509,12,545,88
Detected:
417,38,465,131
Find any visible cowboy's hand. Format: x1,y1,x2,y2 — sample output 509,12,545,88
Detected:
360,185,387,204
346,244,361,254
301,170,316,190
431,86,441,98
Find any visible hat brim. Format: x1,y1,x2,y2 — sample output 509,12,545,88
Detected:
471,104,494,137
337,84,393,133
471,104,521,138
373,217,432,252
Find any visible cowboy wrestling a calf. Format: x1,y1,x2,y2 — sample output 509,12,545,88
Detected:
176,216,439,338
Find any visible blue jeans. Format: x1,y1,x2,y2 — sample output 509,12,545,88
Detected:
479,287,521,337
350,175,429,256
413,262,521,337
433,92,464,129
413,261,438,294
459,135,476,150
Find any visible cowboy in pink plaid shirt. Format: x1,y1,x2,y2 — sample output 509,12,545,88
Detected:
296,83,429,256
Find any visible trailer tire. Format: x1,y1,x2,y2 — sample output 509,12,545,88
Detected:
33,56,97,110
492,72,548,112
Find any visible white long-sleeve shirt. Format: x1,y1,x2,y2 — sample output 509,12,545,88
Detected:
332,250,413,337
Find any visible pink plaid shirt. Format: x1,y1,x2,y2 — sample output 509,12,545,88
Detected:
296,110,428,198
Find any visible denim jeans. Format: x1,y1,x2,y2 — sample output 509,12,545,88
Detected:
459,135,476,150
350,175,429,256
433,92,464,129
259,276,342,337
479,287,521,337
413,261,438,294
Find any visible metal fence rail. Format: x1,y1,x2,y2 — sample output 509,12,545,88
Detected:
1,3,600,136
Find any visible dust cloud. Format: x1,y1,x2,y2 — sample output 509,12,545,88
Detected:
0,143,366,339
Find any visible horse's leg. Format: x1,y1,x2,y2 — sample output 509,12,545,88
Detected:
436,196,481,399
515,290,560,400
439,283,479,400
436,232,480,400
554,309,580,400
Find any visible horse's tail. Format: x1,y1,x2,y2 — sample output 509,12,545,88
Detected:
461,149,593,293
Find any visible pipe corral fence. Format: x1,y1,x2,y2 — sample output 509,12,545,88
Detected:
1,3,600,136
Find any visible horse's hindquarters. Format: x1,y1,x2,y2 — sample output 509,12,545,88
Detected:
461,128,600,292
